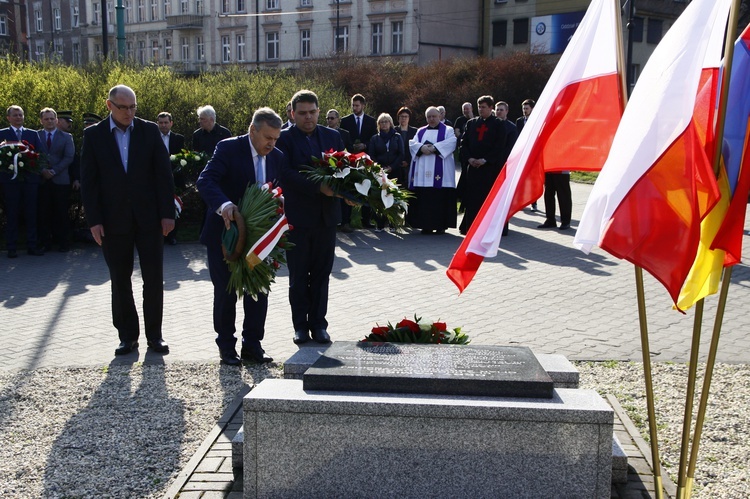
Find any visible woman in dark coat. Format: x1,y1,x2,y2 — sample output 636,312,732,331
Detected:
368,113,404,231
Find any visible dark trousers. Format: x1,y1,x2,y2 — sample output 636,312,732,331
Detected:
286,224,336,332
2,182,39,251
543,173,572,226
38,181,71,249
101,226,164,343
206,242,267,352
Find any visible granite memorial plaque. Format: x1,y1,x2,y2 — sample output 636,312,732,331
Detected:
303,342,554,398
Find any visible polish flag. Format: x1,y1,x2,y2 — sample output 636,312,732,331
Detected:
574,0,732,307
447,0,624,292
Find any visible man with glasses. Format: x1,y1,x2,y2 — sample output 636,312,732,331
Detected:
81,85,175,357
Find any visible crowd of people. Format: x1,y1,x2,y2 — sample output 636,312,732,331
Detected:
2,89,574,365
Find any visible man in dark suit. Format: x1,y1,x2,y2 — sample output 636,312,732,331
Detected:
196,107,285,366
37,108,75,252
516,99,537,210
157,111,185,245
281,101,294,130
80,85,174,356
192,105,232,156
326,108,354,233
276,89,345,346
0,105,44,258
340,93,378,228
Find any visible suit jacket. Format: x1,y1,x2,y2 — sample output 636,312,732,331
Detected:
332,126,352,151
516,116,528,133
80,116,174,235
276,124,345,229
166,131,185,155
340,113,377,151
0,127,43,183
37,129,75,185
197,134,286,246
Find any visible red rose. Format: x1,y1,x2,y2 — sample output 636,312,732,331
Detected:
371,326,389,335
331,150,347,160
396,319,420,333
336,161,344,168
433,322,447,332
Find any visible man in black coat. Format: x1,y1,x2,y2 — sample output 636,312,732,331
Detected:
276,90,345,346
80,85,175,356
157,111,186,245
197,107,286,365
340,93,378,227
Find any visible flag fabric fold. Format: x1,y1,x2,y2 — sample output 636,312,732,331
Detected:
574,0,732,307
447,0,624,292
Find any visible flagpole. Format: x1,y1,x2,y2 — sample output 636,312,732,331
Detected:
634,267,664,499
684,2,742,496
685,267,732,497
675,299,704,499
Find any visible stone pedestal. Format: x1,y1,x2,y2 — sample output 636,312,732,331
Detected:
243,379,613,498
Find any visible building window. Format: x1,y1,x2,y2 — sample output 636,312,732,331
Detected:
138,40,146,64
152,40,159,61
334,25,348,52
72,6,80,27
222,35,230,62
54,39,63,58
237,0,245,12
137,0,145,22
125,1,132,22
371,22,382,55
164,37,172,60
151,0,158,20
221,0,229,14
647,18,663,44
181,37,189,60
300,0,311,5
72,42,80,64
300,28,310,58
266,0,278,10
180,0,188,13
632,17,644,43
0,15,7,36
126,41,133,59
391,21,402,54
35,9,43,31
94,43,101,58
35,41,45,60
195,0,203,14
513,18,529,44
196,35,204,60
492,20,507,46
53,8,61,30
107,1,113,24
163,0,170,16
236,34,245,61
266,31,279,59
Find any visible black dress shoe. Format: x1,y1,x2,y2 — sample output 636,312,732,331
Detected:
147,338,170,353
27,248,45,256
537,222,557,229
115,340,139,356
559,224,571,231
220,350,241,366
241,345,273,363
7,250,17,259
311,329,332,344
293,329,311,344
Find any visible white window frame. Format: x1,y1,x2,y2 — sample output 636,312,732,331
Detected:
196,35,204,60
300,28,311,59
266,0,278,10
0,14,7,36
334,25,348,52
35,9,43,31
53,8,61,30
35,41,45,60
221,0,229,14
180,0,188,13
164,37,172,60
222,35,231,62
138,40,146,64
151,0,158,20
236,34,245,61
72,6,79,27
266,31,279,60
181,36,189,60
371,22,383,55
391,21,403,54
72,42,81,64
195,0,202,14
137,0,145,22
300,0,311,6
236,0,245,13
125,0,132,22
54,39,63,58
163,0,170,17
151,39,159,61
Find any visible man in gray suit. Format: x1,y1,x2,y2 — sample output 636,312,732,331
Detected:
37,108,75,252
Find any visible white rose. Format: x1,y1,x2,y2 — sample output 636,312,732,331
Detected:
180,159,187,166
170,155,176,161
194,155,200,161
18,161,24,167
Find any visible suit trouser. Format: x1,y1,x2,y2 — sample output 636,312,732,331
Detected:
2,182,39,251
206,242,268,352
38,181,71,248
543,173,572,226
286,224,336,332
101,226,164,343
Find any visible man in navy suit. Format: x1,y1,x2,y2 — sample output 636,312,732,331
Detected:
197,107,285,366
37,108,75,252
340,94,378,228
80,85,174,356
276,90,345,346
0,105,44,258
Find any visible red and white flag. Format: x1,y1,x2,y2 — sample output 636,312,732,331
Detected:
447,0,624,292
574,0,732,306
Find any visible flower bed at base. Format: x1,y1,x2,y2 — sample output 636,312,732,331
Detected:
361,316,470,344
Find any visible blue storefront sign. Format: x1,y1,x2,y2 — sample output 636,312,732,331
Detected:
530,11,586,54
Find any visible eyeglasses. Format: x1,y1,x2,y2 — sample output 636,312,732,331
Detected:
110,102,138,111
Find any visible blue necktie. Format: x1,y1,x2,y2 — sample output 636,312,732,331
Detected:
16,128,22,141
256,155,265,184
356,116,361,135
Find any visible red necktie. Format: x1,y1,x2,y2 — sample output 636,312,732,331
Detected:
47,132,52,150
